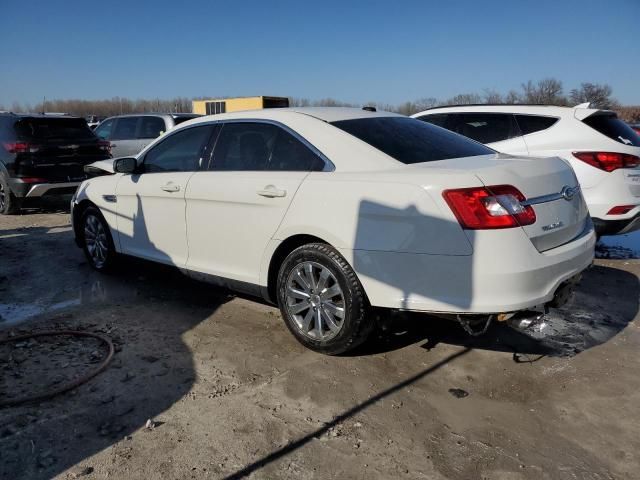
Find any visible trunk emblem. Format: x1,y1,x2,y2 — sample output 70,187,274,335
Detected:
561,185,578,201
542,221,564,232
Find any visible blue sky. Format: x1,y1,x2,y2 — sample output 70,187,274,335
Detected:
0,0,638,107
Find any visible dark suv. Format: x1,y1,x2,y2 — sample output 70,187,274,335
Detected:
0,113,111,214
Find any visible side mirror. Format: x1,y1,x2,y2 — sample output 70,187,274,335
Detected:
113,157,137,174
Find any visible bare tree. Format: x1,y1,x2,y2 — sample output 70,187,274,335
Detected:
569,83,620,109
289,97,311,107
616,106,640,122
504,90,521,104
482,89,503,104
444,93,481,106
521,78,567,105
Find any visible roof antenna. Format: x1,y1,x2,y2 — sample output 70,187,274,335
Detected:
42,95,46,115
362,106,376,112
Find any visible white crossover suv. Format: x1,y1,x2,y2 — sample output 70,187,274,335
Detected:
413,104,640,236
71,108,595,354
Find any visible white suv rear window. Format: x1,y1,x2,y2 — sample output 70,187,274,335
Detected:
583,114,640,147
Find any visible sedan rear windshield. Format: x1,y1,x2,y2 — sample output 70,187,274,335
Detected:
583,114,640,147
331,117,494,164
15,117,95,140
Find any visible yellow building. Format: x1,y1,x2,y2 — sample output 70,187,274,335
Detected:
192,96,289,115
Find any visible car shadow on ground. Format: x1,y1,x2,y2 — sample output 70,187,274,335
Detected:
0,231,234,479
352,265,639,359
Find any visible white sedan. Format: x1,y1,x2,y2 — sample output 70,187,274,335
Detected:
72,108,595,354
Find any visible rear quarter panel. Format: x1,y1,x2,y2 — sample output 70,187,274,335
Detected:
272,171,474,255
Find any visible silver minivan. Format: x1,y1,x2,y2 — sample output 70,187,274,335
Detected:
94,113,200,157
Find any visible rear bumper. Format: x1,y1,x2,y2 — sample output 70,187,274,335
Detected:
9,179,80,198
593,213,640,236
339,221,595,314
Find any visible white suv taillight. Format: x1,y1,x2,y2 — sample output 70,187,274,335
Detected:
572,151,640,172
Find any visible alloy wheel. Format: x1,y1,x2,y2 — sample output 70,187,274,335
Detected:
0,181,5,211
84,214,108,268
285,261,346,341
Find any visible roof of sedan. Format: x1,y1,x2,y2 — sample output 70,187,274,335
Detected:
185,107,402,126
290,107,401,122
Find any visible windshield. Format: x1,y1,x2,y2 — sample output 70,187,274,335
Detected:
331,116,494,164
583,114,640,147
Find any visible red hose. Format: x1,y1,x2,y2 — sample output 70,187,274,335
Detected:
0,330,114,407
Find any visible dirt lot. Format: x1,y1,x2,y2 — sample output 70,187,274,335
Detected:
1,200,639,480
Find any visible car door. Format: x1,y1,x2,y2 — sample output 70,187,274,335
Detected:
109,116,141,158
447,113,529,155
115,124,215,266
185,121,327,284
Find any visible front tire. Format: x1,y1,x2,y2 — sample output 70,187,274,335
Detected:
277,243,372,355
81,206,117,271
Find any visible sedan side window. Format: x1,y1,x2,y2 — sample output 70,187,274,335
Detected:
211,123,278,171
111,117,140,140
143,126,213,173
94,119,114,140
448,113,519,144
267,129,326,171
138,116,167,139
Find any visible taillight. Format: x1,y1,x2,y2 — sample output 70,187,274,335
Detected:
607,205,635,215
98,140,111,154
3,142,27,153
443,185,536,229
572,151,640,172
18,177,49,183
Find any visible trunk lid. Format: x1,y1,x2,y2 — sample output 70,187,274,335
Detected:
419,154,589,252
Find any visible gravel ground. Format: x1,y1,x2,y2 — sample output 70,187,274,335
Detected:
1,200,639,480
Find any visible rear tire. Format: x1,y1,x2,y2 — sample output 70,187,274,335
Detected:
0,174,22,215
81,206,117,271
276,243,372,355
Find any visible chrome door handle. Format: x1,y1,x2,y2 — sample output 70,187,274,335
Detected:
257,186,286,198
161,184,181,192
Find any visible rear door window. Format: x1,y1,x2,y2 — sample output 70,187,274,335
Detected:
331,117,494,164
515,115,559,135
111,117,140,140
447,113,520,144
267,129,326,171
211,123,278,171
15,117,95,140
583,114,640,147
143,125,214,173
138,116,166,139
